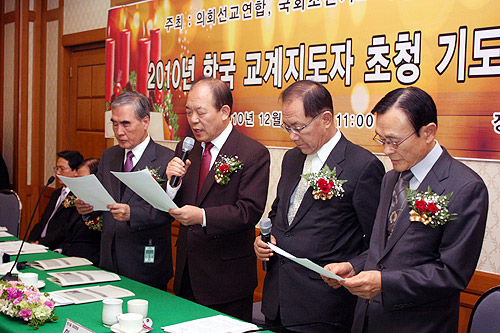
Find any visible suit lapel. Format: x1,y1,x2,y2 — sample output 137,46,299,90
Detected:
288,135,347,230
122,140,157,204
381,148,450,258
196,128,239,205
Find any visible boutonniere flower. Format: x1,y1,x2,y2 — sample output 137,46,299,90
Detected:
405,186,457,228
85,215,103,232
142,166,166,185
301,165,347,200
62,194,76,208
214,155,244,185
0,280,58,329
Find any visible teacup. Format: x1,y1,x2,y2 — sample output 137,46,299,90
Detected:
18,272,38,287
118,313,143,333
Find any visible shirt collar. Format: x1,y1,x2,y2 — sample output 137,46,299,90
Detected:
125,135,151,163
316,129,342,165
203,122,233,151
409,140,443,184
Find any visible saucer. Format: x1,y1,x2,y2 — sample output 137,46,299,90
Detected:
37,280,45,289
110,323,148,333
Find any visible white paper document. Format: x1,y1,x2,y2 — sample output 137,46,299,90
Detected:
111,170,178,212
49,285,134,306
0,231,13,237
58,174,116,211
161,314,259,333
0,241,48,255
267,243,344,281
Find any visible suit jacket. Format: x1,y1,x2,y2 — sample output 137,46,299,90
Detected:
96,139,175,290
261,134,384,333
350,147,488,333
62,207,101,265
28,188,77,250
173,128,270,305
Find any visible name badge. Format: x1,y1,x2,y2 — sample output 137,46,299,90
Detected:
144,246,155,263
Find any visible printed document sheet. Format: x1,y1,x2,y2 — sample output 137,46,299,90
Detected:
58,174,115,211
267,243,344,281
111,170,178,212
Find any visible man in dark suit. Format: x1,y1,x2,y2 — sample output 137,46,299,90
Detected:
324,87,488,333
166,77,270,322
62,158,102,265
254,80,384,332
29,150,84,250
76,91,175,290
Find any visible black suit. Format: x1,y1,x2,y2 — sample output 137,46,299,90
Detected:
262,134,384,332
173,128,270,320
28,188,77,250
62,213,101,265
349,148,488,333
96,139,175,290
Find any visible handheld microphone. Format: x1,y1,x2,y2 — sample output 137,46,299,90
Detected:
170,136,195,187
1,176,55,281
260,217,272,271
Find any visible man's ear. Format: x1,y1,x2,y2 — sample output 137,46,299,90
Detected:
220,105,231,121
420,122,437,143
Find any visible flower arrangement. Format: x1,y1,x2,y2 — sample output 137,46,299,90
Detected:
85,215,103,232
214,155,244,185
405,186,456,228
0,280,58,329
301,165,347,200
143,166,166,185
62,193,76,208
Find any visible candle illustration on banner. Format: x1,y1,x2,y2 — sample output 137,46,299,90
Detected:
137,38,150,96
105,38,115,105
119,29,130,90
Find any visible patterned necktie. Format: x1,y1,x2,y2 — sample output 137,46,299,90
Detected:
387,170,413,239
198,142,214,197
287,154,314,225
41,187,68,238
124,150,134,172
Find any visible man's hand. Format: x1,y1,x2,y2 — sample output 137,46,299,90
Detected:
169,205,203,226
107,203,131,221
75,199,94,215
322,262,356,289
342,270,382,299
254,234,276,261
166,157,192,184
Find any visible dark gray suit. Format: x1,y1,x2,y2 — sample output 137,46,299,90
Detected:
350,147,488,333
96,139,175,289
262,134,384,332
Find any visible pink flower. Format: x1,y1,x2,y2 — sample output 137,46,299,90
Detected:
44,300,54,309
19,308,31,321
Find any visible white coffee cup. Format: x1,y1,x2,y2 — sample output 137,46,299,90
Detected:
102,298,123,326
118,312,143,333
18,272,38,287
127,299,148,318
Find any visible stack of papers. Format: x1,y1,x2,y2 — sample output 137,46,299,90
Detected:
27,257,93,270
162,315,259,333
49,285,134,306
0,241,48,255
47,270,120,287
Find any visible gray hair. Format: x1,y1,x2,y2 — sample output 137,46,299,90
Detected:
111,91,151,120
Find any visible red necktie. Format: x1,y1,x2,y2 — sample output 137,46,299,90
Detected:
124,151,134,172
198,142,214,197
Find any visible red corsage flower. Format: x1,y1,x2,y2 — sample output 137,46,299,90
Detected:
219,164,230,175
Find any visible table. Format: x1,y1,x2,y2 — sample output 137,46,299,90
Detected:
0,240,266,332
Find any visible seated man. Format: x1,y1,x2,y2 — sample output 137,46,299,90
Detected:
28,150,83,250
62,158,102,265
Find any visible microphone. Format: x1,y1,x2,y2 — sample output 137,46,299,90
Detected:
1,176,55,281
170,136,195,187
260,218,272,271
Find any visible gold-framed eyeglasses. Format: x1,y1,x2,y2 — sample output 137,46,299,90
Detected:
281,111,326,135
373,132,415,149
53,166,69,173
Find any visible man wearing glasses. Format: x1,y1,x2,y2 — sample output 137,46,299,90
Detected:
254,80,384,332
323,87,488,332
29,150,84,250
